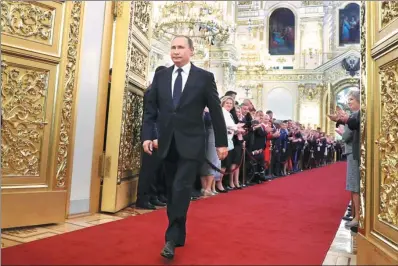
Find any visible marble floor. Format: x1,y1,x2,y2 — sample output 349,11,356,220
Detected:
1,203,357,265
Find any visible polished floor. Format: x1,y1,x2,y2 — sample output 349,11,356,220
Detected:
2,202,357,265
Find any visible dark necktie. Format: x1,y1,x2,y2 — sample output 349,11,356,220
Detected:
173,68,183,107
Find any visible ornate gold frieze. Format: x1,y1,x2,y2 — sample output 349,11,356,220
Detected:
298,83,325,101
236,72,324,81
1,1,55,44
381,1,398,28
359,0,367,230
132,1,151,37
1,61,49,176
56,1,82,188
377,62,398,227
130,44,148,80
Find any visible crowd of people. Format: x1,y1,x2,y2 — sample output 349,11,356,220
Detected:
136,87,348,210
198,91,346,197
136,35,360,259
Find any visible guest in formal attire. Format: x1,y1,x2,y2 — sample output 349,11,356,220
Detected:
136,66,167,210
142,35,228,260
328,89,361,229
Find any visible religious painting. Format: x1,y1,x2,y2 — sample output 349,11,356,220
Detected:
339,3,360,46
269,8,295,55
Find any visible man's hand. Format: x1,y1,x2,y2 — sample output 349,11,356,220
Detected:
216,147,228,161
153,139,158,149
143,140,153,155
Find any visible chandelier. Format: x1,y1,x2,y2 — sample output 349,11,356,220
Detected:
153,1,234,50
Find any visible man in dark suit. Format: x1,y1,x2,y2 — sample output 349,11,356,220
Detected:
142,36,228,260
136,66,168,210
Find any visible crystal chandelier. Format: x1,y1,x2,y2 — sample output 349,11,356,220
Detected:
153,1,234,52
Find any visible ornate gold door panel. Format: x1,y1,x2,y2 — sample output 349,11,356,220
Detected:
357,1,398,264
1,1,84,228
101,1,152,212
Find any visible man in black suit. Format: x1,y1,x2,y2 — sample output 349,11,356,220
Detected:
142,36,228,260
136,66,167,210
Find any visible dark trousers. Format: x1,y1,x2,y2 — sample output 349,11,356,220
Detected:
163,138,199,245
137,148,161,203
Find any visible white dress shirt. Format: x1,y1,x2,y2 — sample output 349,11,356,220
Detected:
171,62,191,97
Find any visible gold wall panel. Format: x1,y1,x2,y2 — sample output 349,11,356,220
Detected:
1,1,64,56
381,1,398,28
1,55,58,186
1,61,49,177
132,1,151,38
117,87,144,183
116,0,150,184
129,44,148,81
358,1,398,264
377,62,398,228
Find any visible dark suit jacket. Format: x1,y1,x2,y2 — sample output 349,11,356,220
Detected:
347,110,360,161
142,64,228,160
337,110,360,160
141,86,158,141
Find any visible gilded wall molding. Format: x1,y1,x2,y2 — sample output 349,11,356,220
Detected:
377,62,398,227
298,83,325,102
133,1,151,37
236,72,324,82
1,61,49,176
381,1,398,28
0,1,54,44
359,0,367,230
55,1,83,188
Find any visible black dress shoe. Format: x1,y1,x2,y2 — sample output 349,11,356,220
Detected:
135,202,156,210
216,188,228,193
158,194,167,204
161,241,175,259
150,198,166,207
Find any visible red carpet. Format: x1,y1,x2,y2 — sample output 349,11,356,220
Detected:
3,162,349,265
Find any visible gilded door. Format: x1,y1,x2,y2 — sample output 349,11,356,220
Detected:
358,1,398,264
1,1,84,228
100,1,152,212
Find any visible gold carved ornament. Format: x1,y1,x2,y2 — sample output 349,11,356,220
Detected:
130,45,148,80
381,1,398,28
298,83,324,101
1,61,49,176
55,1,83,188
0,1,54,43
376,63,398,227
359,0,367,230
132,1,151,37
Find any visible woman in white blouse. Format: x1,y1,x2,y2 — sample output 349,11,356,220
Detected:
216,96,238,193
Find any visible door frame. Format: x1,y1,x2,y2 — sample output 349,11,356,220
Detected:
89,1,115,214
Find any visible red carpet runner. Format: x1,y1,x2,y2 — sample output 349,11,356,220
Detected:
3,162,349,265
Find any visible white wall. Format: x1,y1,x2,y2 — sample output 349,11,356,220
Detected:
265,87,294,120
263,82,298,120
69,1,106,215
